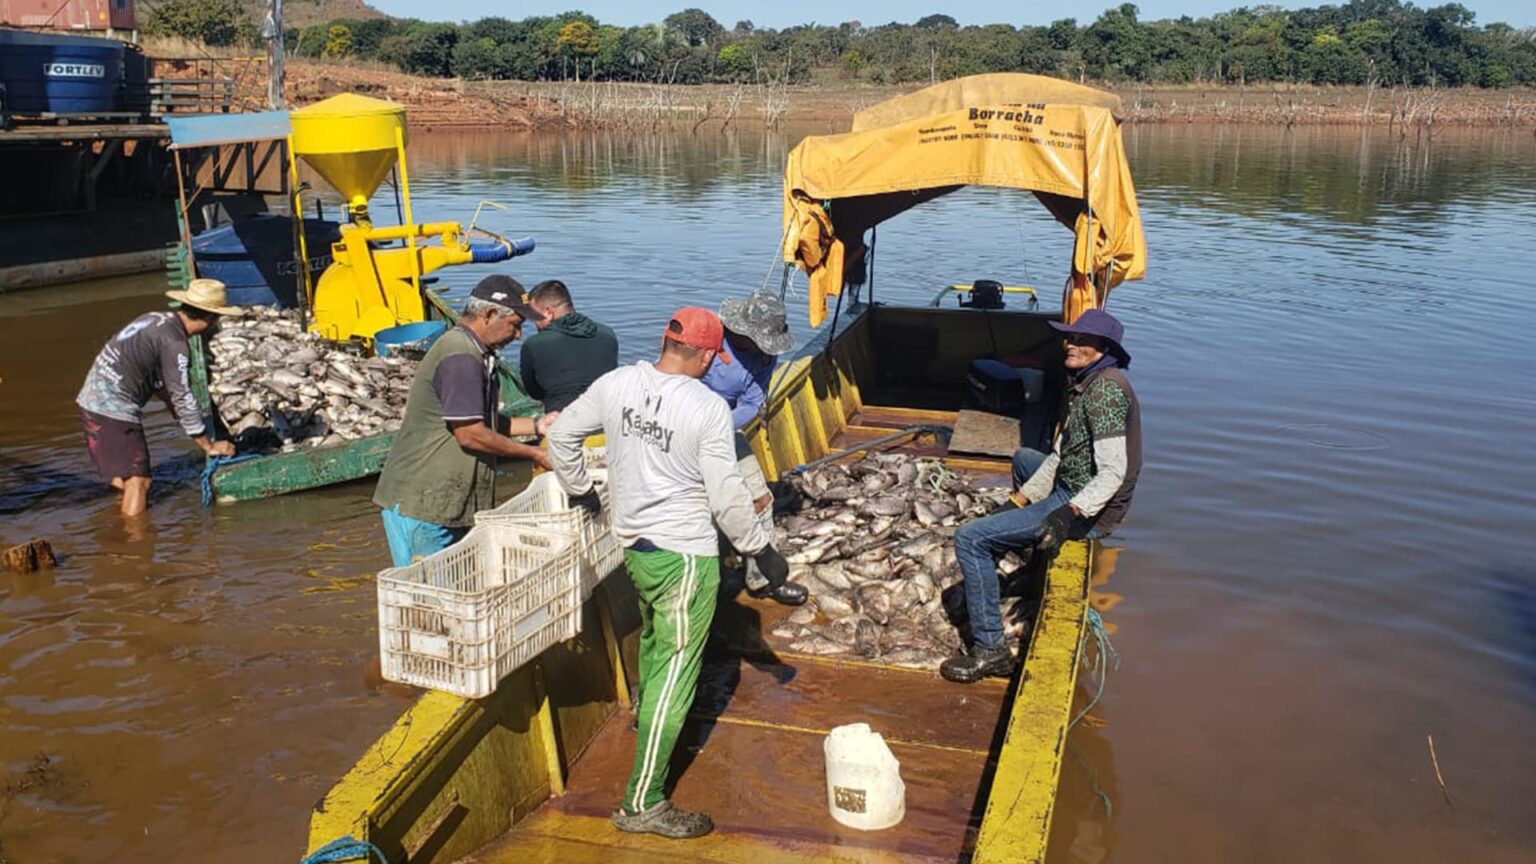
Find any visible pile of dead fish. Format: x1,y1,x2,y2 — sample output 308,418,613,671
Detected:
205,308,415,451
770,452,1026,671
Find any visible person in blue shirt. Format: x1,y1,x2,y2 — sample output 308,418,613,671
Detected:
701,289,807,606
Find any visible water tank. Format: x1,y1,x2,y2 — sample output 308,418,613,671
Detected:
0,28,124,114
193,215,342,309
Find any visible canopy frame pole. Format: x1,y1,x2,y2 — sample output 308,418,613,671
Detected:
826,275,847,344
172,150,197,278
1084,146,1091,318
866,225,876,307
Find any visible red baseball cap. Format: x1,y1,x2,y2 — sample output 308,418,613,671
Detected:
664,307,731,363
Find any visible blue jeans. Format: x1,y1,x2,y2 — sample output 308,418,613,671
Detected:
953,448,1098,649
380,505,469,568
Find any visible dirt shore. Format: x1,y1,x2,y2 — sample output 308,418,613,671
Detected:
285,60,570,130
286,60,1536,131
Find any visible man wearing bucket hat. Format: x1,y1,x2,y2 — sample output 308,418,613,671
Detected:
373,275,557,567
942,308,1143,684
548,307,792,840
76,278,242,516
701,289,808,606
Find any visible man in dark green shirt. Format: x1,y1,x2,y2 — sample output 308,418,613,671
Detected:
519,280,620,413
942,309,1143,683
374,276,556,567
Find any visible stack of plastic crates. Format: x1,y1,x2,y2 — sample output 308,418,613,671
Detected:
475,447,620,598
377,522,580,698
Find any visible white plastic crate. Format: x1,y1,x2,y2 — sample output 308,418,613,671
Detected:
475,466,622,598
377,523,580,699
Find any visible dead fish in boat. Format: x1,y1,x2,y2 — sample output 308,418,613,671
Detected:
207,308,416,452
760,450,1029,671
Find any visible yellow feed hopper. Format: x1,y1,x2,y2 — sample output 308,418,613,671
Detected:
290,94,531,342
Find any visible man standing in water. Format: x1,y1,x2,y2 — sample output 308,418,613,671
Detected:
702,288,807,606
77,278,240,516
942,309,1142,684
374,275,556,567
548,307,791,839
518,279,620,412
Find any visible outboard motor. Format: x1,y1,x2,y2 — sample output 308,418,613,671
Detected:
960,279,1006,310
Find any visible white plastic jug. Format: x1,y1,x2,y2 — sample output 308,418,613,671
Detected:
824,722,905,830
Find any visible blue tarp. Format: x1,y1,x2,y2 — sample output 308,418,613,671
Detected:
166,111,291,150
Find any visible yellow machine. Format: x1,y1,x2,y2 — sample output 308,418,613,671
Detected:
288,94,533,341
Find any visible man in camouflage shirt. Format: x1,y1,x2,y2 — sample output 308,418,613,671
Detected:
943,309,1142,683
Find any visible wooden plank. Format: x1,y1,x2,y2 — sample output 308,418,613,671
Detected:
948,409,1022,458
858,404,958,425
973,542,1092,863
0,124,167,142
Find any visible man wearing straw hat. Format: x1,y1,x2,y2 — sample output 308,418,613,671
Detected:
702,288,807,606
548,307,792,839
77,278,241,516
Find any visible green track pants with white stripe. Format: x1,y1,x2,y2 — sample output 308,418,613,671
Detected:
622,547,720,814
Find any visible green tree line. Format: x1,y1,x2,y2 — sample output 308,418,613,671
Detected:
148,1,1536,87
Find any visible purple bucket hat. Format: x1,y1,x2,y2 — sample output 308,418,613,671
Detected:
1049,308,1130,367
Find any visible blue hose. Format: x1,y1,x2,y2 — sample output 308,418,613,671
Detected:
469,236,535,263
298,836,388,864
200,453,261,506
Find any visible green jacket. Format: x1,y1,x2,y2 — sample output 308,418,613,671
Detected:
373,326,499,527
519,311,619,413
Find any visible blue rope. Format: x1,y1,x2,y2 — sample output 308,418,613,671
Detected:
298,836,388,864
1065,607,1121,819
1071,606,1120,729
1066,737,1115,819
200,453,261,506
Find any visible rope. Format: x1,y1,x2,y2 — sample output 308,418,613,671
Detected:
1065,737,1115,819
1062,606,1120,817
200,453,260,506
917,459,957,493
298,836,388,864
1071,606,1120,729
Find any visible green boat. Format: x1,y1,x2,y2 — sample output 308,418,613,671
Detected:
163,110,541,504
183,291,541,504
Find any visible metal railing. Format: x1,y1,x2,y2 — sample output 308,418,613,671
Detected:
147,77,236,116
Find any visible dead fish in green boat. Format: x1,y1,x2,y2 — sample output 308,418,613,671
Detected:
206,307,417,452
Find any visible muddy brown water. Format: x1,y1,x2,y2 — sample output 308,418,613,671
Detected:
3,124,1535,863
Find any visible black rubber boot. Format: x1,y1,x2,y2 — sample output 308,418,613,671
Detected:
940,643,1016,684
611,800,714,839
747,579,809,606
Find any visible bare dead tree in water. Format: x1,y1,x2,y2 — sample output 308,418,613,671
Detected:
1274,91,1299,129
691,96,715,135
754,51,793,129
1390,86,1444,141
722,83,746,131
1362,60,1379,124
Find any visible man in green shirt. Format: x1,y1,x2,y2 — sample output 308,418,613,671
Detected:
942,309,1143,683
519,279,620,412
373,276,556,567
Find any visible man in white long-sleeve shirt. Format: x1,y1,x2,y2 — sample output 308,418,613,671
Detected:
942,309,1143,683
548,307,790,840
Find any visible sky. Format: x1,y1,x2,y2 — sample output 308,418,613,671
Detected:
368,0,1536,29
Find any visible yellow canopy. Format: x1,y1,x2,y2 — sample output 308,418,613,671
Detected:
783,75,1146,327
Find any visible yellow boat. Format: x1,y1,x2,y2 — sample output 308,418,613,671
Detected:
304,73,1145,864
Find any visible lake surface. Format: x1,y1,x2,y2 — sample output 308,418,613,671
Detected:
2,122,1534,863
